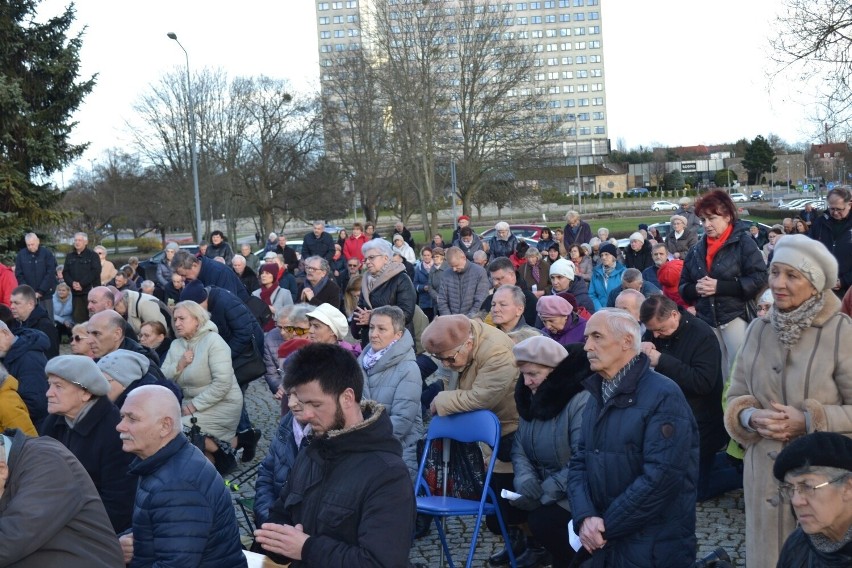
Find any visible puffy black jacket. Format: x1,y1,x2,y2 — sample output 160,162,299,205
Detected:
810,210,852,298
623,241,653,272
354,271,416,347
13,304,59,359
302,231,335,262
197,257,250,303
679,220,767,327
3,328,49,428
207,287,264,357
14,246,57,298
567,354,699,568
266,403,415,568
63,247,101,295
777,527,852,567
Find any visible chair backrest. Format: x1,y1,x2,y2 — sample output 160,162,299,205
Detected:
425,409,501,448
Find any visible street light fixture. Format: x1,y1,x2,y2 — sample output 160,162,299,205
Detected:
167,32,203,244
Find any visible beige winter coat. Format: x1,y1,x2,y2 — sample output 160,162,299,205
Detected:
123,290,167,335
432,319,519,473
725,292,852,568
162,319,243,440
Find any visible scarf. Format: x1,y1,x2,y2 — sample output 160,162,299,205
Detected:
361,338,398,371
704,223,734,272
602,263,615,286
260,280,279,307
333,250,342,261
770,293,825,349
810,524,852,553
361,261,405,307
602,354,640,403
531,263,540,284
307,275,329,296
420,260,434,272
64,399,98,429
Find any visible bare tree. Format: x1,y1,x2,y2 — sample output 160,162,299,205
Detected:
772,1,852,139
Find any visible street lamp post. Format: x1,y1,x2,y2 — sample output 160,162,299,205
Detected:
167,32,203,244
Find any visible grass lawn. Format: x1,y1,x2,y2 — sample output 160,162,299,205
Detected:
408,213,784,248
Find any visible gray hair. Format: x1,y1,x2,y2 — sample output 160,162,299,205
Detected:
670,214,688,226
56,282,71,294
652,242,668,254
173,300,210,328
74,232,89,242
232,254,246,265
24,232,38,243
597,228,609,239
473,250,488,262
597,308,641,353
494,285,526,309
313,221,325,229
140,280,155,291
565,210,579,222
525,247,542,260
171,250,199,271
289,304,315,327
94,245,107,255
622,268,643,284
361,238,393,258
277,304,297,324
495,221,510,232
371,305,406,333
589,237,601,248
786,464,851,480
304,256,330,273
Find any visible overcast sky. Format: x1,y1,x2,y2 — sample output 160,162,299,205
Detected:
41,0,810,181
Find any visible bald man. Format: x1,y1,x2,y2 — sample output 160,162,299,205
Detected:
117,386,246,568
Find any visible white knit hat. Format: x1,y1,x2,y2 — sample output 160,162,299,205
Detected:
549,258,575,281
771,234,838,292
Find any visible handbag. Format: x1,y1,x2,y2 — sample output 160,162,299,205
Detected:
743,299,759,323
417,438,486,500
233,344,265,386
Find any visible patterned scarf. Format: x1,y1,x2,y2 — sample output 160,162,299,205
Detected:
770,293,825,349
532,263,540,284
361,338,398,371
810,524,852,553
601,354,640,403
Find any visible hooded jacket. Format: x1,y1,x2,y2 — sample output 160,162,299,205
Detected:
511,344,590,512
679,219,767,327
266,402,415,568
2,328,49,428
128,434,247,568
810,209,852,297
358,330,423,480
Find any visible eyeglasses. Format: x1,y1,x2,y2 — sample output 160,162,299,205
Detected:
778,474,849,501
348,263,360,268
283,326,310,336
71,335,88,342
364,254,383,263
305,266,324,272
828,206,849,213
429,343,466,365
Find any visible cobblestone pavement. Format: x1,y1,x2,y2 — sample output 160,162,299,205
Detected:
238,380,747,566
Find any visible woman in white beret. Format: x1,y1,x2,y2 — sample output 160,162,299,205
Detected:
725,235,852,567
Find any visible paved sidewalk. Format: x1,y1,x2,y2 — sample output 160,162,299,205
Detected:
238,379,747,566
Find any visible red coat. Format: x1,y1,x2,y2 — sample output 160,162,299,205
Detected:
0,264,17,307
343,234,368,262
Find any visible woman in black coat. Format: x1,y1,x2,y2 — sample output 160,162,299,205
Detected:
351,239,416,347
679,190,767,381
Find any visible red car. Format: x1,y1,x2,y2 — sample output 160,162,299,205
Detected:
478,224,549,243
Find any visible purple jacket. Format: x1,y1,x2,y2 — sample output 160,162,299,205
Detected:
540,314,586,346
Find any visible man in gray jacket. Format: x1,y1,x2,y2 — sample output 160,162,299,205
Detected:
437,246,490,318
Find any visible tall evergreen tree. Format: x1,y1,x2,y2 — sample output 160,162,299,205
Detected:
0,0,94,246
742,135,777,185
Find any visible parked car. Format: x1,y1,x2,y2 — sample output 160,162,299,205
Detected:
599,191,615,198
479,224,548,243
254,239,305,261
138,244,199,281
651,201,678,212
626,187,649,197
750,190,768,201
730,193,748,203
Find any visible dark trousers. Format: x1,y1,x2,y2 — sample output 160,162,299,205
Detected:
528,504,575,567
486,470,527,534
71,294,89,324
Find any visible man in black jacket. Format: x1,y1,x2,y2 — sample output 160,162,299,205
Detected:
301,222,335,263
254,343,415,567
170,250,249,303
9,285,59,359
639,294,733,502
63,232,101,323
14,233,57,320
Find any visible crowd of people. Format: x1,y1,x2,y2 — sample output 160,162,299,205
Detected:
0,188,851,567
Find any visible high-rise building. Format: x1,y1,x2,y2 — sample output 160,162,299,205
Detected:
314,0,609,188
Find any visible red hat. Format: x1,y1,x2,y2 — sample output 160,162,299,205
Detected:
458,215,470,222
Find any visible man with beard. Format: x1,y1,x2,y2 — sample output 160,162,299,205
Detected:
254,343,414,567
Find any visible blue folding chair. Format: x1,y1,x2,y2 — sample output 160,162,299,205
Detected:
414,410,516,568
